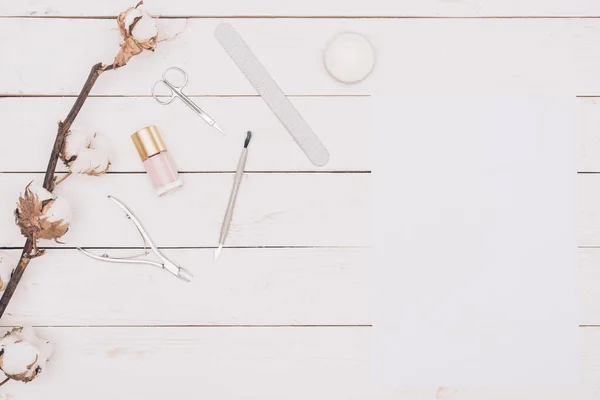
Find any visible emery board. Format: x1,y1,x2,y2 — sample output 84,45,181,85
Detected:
214,23,330,167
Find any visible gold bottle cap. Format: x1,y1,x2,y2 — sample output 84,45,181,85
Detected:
131,125,167,161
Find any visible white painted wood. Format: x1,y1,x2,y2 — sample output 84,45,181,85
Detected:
2,247,600,326
0,97,371,172
4,172,600,247
0,248,370,326
2,0,599,17
4,173,600,247
579,98,600,172
5,96,600,172
0,18,593,96
0,326,599,399
578,174,600,247
0,173,370,247
580,248,600,325
0,5,594,396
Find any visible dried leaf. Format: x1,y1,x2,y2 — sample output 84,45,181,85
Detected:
116,6,133,38
113,36,144,68
14,184,70,244
113,1,158,68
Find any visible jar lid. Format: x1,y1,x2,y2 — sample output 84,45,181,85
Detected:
131,125,167,161
324,32,375,84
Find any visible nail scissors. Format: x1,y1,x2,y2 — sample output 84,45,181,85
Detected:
152,66,225,135
77,196,193,282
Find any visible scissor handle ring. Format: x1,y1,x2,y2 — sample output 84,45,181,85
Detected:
163,66,189,89
152,80,176,105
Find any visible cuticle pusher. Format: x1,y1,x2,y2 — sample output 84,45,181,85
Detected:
215,131,252,260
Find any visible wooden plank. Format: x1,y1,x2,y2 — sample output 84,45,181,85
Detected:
0,326,598,399
2,0,600,17
0,248,370,326
580,98,600,172
0,18,594,96
0,173,370,247
579,174,600,247
3,172,600,247
0,97,371,172
4,96,600,172
0,247,599,326
580,248,600,325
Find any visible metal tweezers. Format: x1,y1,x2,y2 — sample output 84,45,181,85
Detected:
77,196,193,282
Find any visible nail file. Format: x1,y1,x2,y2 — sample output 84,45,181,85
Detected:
214,23,330,167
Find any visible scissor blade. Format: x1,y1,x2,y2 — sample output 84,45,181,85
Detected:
212,122,226,135
214,245,223,260
177,267,194,282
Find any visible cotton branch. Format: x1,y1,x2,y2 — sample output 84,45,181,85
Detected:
0,62,112,319
0,1,159,321
0,2,161,388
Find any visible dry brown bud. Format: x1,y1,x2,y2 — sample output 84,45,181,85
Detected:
113,1,158,68
0,327,52,382
14,184,71,246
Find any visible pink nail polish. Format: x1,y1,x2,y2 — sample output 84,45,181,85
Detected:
131,125,184,196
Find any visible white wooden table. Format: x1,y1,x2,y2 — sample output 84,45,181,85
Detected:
0,0,599,398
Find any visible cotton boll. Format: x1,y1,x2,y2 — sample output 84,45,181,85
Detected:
0,327,53,382
0,341,39,377
44,195,72,225
26,184,54,203
114,2,159,68
121,4,157,42
89,133,112,155
15,183,71,244
69,148,110,176
65,132,111,176
62,130,94,163
122,7,144,32
131,11,158,41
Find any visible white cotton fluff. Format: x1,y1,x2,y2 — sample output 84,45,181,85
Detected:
122,6,158,42
131,10,158,41
65,132,111,175
0,326,53,382
27,184,72,224
69,148,111,175
63,130,95,162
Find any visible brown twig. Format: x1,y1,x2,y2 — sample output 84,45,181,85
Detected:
0,376,10,387
0,62,113,319
53,171,73,187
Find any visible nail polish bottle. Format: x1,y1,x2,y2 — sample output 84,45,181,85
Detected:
131,125,184,196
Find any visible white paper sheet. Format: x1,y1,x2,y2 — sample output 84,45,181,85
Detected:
371,96,580,388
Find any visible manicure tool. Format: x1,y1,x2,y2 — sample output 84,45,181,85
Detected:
77,195,193,282
152,66,225,135
214,23,330,167
215,131,252,260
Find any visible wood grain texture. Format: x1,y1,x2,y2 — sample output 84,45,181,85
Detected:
2,0,600,17
0,173,370,248
0,248,370,326
0,97,371,172
0,3,591,396
0,18,596,95
4,96,600,172
0,326,599,400
1,247,600,326
5,172,600,247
